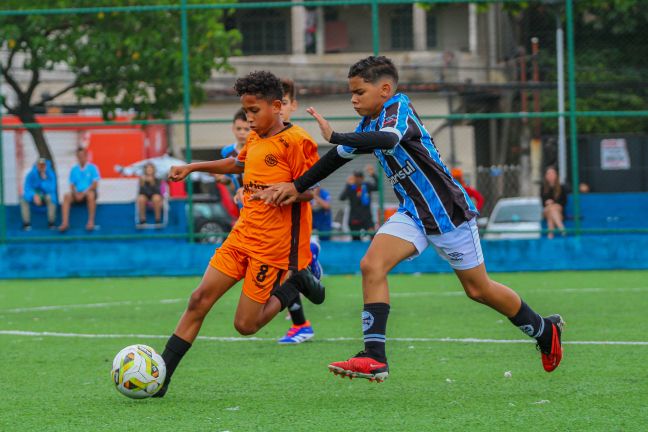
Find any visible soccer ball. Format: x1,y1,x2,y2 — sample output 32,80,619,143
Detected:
111,344,166,399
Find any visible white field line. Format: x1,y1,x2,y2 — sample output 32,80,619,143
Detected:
1,330,648,346
3,298,184,313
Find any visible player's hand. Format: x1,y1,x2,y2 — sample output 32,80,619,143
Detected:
233,187,244,205
270,182,299,205
306,107,333,142
168,165,191,182
33,195,42,206
249,187,277,205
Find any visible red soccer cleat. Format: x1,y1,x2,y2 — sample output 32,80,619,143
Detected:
540,314,565,372
328,351,389,382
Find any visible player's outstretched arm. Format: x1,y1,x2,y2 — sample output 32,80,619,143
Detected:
307,106,399,152
168,158,243,182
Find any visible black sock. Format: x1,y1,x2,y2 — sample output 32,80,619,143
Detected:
509,300,552,351
288,296,307,326
272,277,299,310
362,303,390,363
161,333,192,384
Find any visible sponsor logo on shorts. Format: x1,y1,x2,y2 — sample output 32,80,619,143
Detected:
447,251,464,261
362,311,375,332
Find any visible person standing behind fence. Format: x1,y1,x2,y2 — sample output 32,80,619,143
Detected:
311,186,332,240
340,165,378,240
21,157,57,230
541,166,568,239
451,168,484,211
137,163,163,226
59,147,101,232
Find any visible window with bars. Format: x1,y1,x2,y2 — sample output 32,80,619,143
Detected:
426,14,438,48
239,12,289,54
390,6,413,51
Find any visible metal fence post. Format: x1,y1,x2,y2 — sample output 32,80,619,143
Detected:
0,75,5,243
371,0,386,224
565,0,581,233
180,0,195,242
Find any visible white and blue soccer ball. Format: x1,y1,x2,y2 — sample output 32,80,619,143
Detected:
111,344,166,399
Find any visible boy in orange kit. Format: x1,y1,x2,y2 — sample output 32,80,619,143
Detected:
154,71,324,397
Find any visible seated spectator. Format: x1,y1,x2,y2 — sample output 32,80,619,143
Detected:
340,164,378,241
20,157,58,230
137,163,163,225
541,166,569,239
579,182,591,194
59,147,101,232
451,167,484,212
311,186,332,240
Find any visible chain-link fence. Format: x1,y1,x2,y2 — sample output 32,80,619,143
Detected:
1,0,648,243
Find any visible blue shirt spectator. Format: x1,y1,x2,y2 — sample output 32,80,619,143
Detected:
70,162,100,193
20,158,58,230
59,148,101,232
24,159,57,204
311,186,332,240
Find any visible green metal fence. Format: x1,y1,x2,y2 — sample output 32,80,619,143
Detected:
1,0,647,243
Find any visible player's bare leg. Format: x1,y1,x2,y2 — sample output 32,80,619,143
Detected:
233,293,283,335
454,264,521,316
329,234,416,382
174,266,238,342
455,264,564,372
154,266,238,398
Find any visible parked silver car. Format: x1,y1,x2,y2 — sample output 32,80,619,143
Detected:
478,197,543,240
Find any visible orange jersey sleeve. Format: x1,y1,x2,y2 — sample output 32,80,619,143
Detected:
223,124,319,270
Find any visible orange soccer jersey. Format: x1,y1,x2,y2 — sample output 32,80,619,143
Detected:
219,124,318,272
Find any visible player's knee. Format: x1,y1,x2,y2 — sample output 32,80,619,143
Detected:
360,255,386,279
463,282,486,302
233,319,259,336
186,289,212,317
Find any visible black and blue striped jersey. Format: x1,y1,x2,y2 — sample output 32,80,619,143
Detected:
337,93,477,235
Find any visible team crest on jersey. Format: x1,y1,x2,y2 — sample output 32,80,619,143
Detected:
362,311,375,331
264,154,278,167
381,148,395,156
383,114,397,126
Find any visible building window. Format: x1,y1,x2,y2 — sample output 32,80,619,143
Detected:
426,14,438,48
239,11,289,54
390,6,413,50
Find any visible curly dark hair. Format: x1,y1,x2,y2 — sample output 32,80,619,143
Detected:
234,71,283,102
348,56,399,84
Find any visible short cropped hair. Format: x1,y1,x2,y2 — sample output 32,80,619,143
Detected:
232,108,247,123
234,71,283,102
348,56,399,84
281,78,296,101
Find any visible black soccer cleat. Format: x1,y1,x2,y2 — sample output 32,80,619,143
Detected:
292,268,325,305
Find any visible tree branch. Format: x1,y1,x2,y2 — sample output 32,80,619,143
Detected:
2,98,18,116
34,78,84,106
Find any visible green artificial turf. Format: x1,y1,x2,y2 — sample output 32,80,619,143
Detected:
1,271,647,431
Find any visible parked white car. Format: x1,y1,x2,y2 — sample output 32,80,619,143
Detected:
479,197,543,240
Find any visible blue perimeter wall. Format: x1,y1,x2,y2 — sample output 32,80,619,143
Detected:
1,234,647,279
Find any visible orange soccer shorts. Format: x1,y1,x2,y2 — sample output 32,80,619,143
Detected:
209,242,286,304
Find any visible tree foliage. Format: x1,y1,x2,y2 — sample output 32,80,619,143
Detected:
0,0,240,163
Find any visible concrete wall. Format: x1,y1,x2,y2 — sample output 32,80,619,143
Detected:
1,235,647,279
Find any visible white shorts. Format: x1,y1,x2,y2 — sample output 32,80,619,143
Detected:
376,212,484,270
